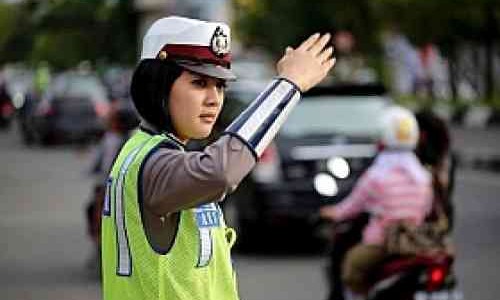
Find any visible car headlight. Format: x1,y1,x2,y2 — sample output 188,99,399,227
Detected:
314,173,338,197
327,157,350,179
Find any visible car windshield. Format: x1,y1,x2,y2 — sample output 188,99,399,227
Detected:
281,95,389,137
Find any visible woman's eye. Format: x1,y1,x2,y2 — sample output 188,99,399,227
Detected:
216,81,227,90
192,79,207,88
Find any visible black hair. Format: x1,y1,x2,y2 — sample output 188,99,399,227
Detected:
415,110,451,166
130,59,184,133
114,101,140,132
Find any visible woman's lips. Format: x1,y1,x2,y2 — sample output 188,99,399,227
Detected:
199,113,217,123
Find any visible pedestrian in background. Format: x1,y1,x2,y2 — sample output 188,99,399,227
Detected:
101,16,335,300
415,110,455,237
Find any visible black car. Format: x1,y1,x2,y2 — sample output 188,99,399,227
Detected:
223,84,391,252
26,72,110,145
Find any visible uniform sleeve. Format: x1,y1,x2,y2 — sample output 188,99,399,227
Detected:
334,173,377,221
141,135,256,215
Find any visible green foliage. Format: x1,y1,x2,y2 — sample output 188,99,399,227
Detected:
373,0,500,53
233,0,500,57
0,3,19,51
233,0,500,103
0,2,35,64
31,31,95,69
0,0,137,69
233,0,380,58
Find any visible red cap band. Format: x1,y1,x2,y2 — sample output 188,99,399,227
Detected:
159,44,231,68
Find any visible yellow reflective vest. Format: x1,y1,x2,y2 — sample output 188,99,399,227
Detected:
101,130,239,300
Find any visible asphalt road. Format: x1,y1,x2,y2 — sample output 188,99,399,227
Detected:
1,124,499,300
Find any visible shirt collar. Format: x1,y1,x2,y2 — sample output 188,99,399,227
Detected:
139,120,186,149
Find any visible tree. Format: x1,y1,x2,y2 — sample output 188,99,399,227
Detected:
233,0,500,101
32,0,137,69
0,0,138,69
0,1,37,64
233,0,380,59
0,3,19,51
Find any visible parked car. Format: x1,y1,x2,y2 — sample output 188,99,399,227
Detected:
223,83,391,252
26,72,110,145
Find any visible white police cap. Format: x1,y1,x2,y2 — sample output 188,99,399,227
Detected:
141,16,236,80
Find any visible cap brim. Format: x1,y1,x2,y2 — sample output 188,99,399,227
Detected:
177,61,237,81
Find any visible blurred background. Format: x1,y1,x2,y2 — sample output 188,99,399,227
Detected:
0,0,499,299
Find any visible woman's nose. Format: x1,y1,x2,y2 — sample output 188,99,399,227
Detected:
205,86,222,107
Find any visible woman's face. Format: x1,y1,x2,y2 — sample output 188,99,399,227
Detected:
168,70,225,143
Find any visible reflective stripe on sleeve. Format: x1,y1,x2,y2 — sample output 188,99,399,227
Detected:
224,78,300,157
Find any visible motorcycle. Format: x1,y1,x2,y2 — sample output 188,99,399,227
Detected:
325,214,463,300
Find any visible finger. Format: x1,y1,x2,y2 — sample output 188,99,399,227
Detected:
317,46,334,63
322,57,337,71
285,46,293,55
296,33,320,52
309,33,331,56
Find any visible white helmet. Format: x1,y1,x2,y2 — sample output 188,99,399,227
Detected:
380,106,419,150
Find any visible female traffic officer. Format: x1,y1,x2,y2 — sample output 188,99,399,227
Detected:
101,16,335,300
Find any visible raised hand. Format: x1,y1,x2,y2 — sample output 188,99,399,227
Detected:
277,33,336,92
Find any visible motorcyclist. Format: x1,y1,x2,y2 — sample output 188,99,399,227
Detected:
320,106,433,299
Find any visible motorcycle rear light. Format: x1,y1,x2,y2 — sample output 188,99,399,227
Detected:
427,266,447,291
430,268,444,283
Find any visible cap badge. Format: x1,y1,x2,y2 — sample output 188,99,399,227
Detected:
210,26,229,57
158,51,168,60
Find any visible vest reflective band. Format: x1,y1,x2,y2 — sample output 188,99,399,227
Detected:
101,130,239,300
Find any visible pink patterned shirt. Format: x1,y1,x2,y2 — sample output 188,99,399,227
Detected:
335,152,433,245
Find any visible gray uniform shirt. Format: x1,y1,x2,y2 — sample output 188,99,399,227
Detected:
139,122,256,251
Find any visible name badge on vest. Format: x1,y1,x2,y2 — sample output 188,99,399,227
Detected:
195,203,221,228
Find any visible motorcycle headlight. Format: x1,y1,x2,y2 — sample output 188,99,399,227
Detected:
314,173,338,197
327,157,350,179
